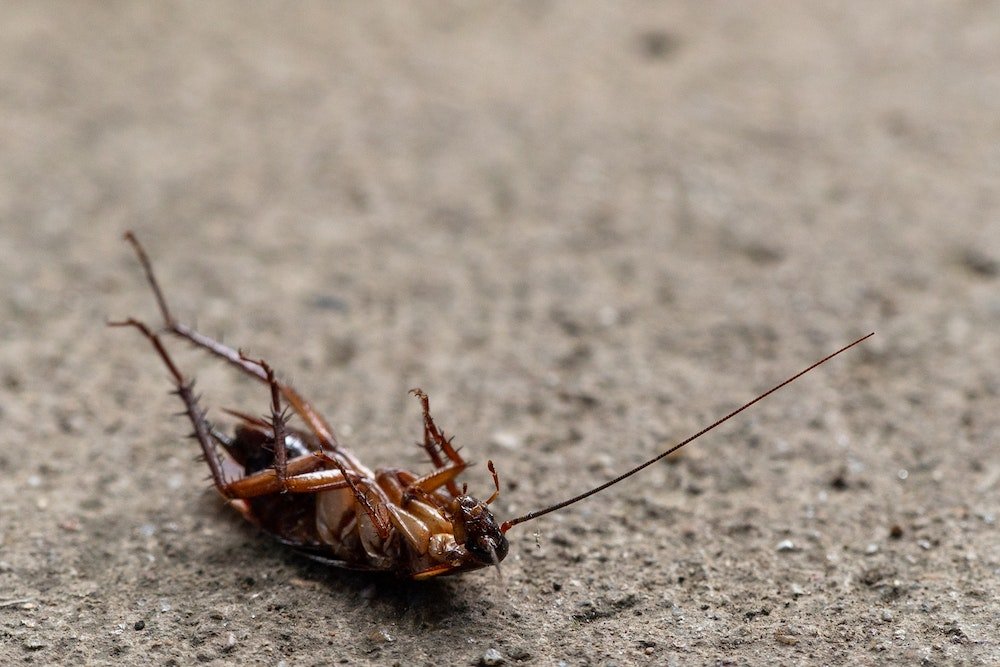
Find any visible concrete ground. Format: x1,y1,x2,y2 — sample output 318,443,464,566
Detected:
1,3,997,665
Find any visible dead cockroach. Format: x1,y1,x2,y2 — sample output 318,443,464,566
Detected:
111,232,873,580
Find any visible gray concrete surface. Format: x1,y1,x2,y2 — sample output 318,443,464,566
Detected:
1,3,998,665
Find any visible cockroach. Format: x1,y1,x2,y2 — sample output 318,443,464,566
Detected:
111,232,873,580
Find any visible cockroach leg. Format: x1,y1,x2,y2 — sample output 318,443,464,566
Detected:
122,232,353,465
108,318,232,497
238,352,289,490
485,460,500,505
401,463,469,505
300,449,394,539
225,466,352,498
123,233,395,539
409,388,466,496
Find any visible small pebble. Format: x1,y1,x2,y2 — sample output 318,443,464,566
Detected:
865,543,879,555
776,539,796,552
882,610,893,622
134,620,145,631
367,628,393,643
480,648,505,666
490,432,522,450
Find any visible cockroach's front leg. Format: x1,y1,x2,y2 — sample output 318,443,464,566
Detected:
109,318,233,496
409,389,466,496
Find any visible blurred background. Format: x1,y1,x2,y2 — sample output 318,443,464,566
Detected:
1,3,997,664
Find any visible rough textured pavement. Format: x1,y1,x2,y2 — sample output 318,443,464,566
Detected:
1,3,998,665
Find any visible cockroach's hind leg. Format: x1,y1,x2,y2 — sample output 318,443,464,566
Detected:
123,231,347,458
108,317,232,497
224,466,352,498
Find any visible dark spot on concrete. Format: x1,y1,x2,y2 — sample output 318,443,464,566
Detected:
638,30,680,60
830,470,849,490
309,294,349,312
741,241,785,265
959,248,998,278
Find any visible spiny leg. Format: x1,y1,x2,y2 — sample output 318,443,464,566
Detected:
409,388,466,496
309,449,393,539
109,318,231,497
109,318,378,499
239,352,290,490
228,353,390,534
122,233,393,537
122,232,355,467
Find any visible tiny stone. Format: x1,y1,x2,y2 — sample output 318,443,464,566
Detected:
134,620,146,631
882,610,893,622
490,431,522,450
479,648,505,666
367,628,393,643
865,543,879,555
889,524,904,539
24,638,47,651
917,539,931,550
776,539,796,552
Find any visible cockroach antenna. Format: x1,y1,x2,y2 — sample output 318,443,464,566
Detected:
499,332,875,533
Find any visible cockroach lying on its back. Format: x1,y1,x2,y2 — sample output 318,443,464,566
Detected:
111,232,873,580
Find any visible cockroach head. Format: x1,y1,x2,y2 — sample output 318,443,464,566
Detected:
449,495,509,566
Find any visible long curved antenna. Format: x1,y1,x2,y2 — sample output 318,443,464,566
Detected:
500,332,874,533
